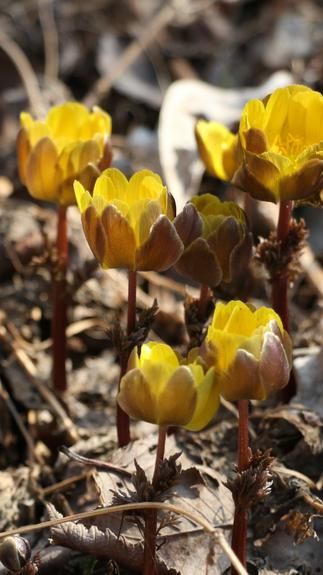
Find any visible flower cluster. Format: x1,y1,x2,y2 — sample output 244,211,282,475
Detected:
118,300,291,429
196,85,323,204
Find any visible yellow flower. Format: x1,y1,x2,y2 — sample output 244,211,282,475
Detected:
17,102,112,205
117,342,220,431
174,193,252,286
202,300,292,401
196,85,323,204
74,168,183,271
195,121,239,181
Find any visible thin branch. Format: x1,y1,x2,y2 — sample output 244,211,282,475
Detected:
38,0,60,82
83,4,175,108
0,30,45,116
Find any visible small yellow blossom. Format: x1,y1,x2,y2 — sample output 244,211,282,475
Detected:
17,102,112,205
202,300,292,401
74,168,183,271
174,193,252,286
117,342,220,431
195,121,238,181
196,85,323,204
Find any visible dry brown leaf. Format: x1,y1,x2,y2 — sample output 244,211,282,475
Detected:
51,433,233,574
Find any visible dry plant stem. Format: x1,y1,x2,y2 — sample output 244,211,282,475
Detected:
0,502,248,575
52,206,68,393
198,283,210,319
272,200,296,401
143,426,167,575
231,400,250,575
116,270,137,446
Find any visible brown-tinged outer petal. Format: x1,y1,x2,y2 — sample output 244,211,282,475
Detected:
16,127,31,184
101,205,136,269
220,350,263,401
174,203,203,247
233,151,280,203
82,206,107,265
280,158,323,202
136,215,183,271
207,217,242,282
229,231,253,283
220,330,291,401
244,128,268,154
157,366,197,426
166,191,177,220
98,138,113,172
118,369,157,424
61,164,101,206
175,237,222,287
258,330,291,397
25,137,61,202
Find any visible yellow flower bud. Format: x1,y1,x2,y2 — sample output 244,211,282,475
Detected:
202,300,292,401
174,194,252,287
17,102,112,205
117,342,220,431
74,168,183,271
196,85,323,204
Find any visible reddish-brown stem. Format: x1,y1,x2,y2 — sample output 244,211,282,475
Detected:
143,427,167,575
231,399,250,575
116,269,137,447
198,283,210,320
52,205,68,393
272,200,297,401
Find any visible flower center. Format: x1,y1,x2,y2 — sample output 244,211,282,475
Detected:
271,132,304,158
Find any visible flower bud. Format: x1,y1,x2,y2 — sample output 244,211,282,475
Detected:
202,300,292,401
0,535,31,572
17,102,112,205
174,194,252,287
74,168,183,271
117,342,220,431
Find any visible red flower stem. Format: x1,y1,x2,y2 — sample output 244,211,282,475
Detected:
116,269,137,447
198,282,210,320
52,205,68,393
272,200,297,401
143,426,167,575
231,399,250,575
272,200,293,330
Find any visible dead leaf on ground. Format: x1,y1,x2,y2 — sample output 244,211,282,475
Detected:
51,433,233,574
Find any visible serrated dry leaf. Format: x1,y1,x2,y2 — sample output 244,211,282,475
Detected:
93,433,233,574
51,433,233,574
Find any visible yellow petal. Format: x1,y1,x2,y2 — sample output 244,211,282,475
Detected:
25,137,61,202
196,121,238,181
129,170,162,197
47,102,89,140
185,367,220,431
157,366,197,426
93,169,129,208
74,180,92,213
254,307,283,333
100,205,136,268
16,127,31,184
118,369,158,423
140,342,180,369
